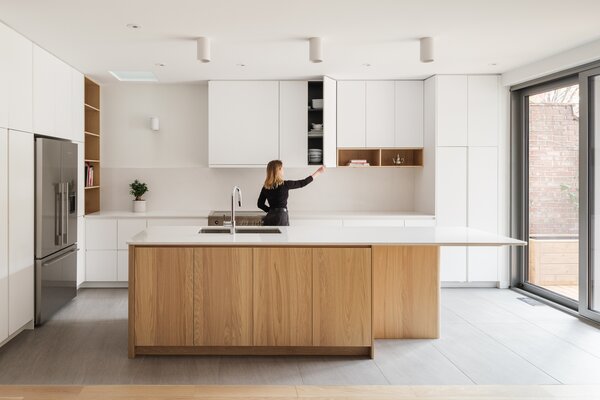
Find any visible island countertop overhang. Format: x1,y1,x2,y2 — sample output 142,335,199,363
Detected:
128,225,526,247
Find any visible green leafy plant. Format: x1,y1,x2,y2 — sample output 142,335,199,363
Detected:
129,179,148,201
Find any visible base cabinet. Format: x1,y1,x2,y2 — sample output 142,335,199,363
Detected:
133,247,193,346
193,248,253,346
312,248,372,347
253,248,312,346
130,246,374,357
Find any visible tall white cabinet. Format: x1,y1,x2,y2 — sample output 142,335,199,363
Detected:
0,22,33,133
279,81,308,167
7,130,34,334
0,129,8,343
430,75,501,283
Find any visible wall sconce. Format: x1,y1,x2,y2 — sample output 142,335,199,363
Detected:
150,117,160,131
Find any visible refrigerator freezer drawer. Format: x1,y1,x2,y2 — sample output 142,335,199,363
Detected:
35,244,77,325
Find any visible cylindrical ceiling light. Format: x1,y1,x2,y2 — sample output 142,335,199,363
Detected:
197,37,211,63
309,37,323,63
420,37,434,63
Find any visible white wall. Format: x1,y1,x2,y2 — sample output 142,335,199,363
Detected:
502,37,600,87
100,83,415,212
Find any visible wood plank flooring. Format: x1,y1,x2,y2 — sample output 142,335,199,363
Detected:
1,384,600,400
0,288,600,386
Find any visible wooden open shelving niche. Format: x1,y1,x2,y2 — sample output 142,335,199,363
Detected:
84,77,101,214
337,148,423,167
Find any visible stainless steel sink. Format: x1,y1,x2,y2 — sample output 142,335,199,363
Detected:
199,227,282,234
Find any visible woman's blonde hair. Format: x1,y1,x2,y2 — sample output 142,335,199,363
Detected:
264,160,284,189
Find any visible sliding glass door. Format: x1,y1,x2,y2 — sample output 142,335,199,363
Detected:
580,68,600,321
513,65,600,322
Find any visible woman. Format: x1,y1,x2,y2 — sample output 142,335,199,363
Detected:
257,160,325,226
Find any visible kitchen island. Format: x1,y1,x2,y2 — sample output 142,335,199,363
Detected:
127,226,524,358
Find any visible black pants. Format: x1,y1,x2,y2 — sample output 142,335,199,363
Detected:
263,208,289,226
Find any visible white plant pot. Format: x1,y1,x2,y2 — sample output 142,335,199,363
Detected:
133,200,146,213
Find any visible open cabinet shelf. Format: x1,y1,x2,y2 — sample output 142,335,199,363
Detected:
337,148,423,167
84,77,101,214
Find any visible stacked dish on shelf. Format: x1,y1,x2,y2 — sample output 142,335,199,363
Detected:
308,148,323,164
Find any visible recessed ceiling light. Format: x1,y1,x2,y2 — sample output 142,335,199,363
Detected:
236,63,246,67
489,63,498,66
109,71,158,82
126,23,142,30
363,63,372,67
155,63,166,67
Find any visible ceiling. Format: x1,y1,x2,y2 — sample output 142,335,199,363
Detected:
1,0,600,84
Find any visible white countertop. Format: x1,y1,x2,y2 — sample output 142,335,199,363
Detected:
85,210,435,220
128,226,525,247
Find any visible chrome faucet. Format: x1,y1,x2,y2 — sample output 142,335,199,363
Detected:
226,186,242,234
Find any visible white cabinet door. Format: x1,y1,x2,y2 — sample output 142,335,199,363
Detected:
77,142,84,216
54,59,71,139
0,25,9,128
117,250,128,282
279,81,308,167
85,219,117,250
8,130,34,333
342,218,405,227
77,216,85,286
86,250,117,281
467,146,498,281
0,129,8,342
440,247,467,282
6,28,33,133
436,147,467,226
468,75,499,147
208,81,279,166
33,45,56,137
436,76,468,147
436,146,467,282
395,81,424,147
146,218,207,227
337,81,366,147
117,219,147,250
366,81,395,147
323,76,337,167
71,69,84,143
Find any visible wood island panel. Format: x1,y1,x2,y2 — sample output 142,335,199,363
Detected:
253,248,313,346
373,245,440,339
133,247,194,346
313,248,372,346
193,248,253,346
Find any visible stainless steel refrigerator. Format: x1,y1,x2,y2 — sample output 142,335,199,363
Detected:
35,137,78,325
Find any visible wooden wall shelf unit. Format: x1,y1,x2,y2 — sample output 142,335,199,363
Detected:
337,148,423,167
84,77,101,214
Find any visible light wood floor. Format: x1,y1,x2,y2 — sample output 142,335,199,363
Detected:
1,288,600,386
542,284,579,300
1,384,600,400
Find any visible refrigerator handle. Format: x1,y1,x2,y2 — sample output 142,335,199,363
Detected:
55,184,62,246
63,182,69,245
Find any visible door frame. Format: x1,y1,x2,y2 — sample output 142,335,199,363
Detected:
579,67,600,322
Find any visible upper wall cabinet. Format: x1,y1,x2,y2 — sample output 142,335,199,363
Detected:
337,81,366,148
467,75,499,146
71,70,84,143
280,81,308,167
0,23,33,133
209,81,279,166
436,76,468,147
395,81,423,148
366,81,395,147
337,80,424,149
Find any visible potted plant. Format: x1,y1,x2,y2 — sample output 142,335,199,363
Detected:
130,179,149,213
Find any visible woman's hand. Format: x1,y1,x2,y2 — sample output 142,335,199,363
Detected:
312,166,326,178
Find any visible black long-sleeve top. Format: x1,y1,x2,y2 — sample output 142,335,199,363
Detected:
257,176,314,213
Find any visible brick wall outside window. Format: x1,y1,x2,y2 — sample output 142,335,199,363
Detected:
528,104,579,236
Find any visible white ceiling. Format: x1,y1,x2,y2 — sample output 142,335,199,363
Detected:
1,0,600,84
